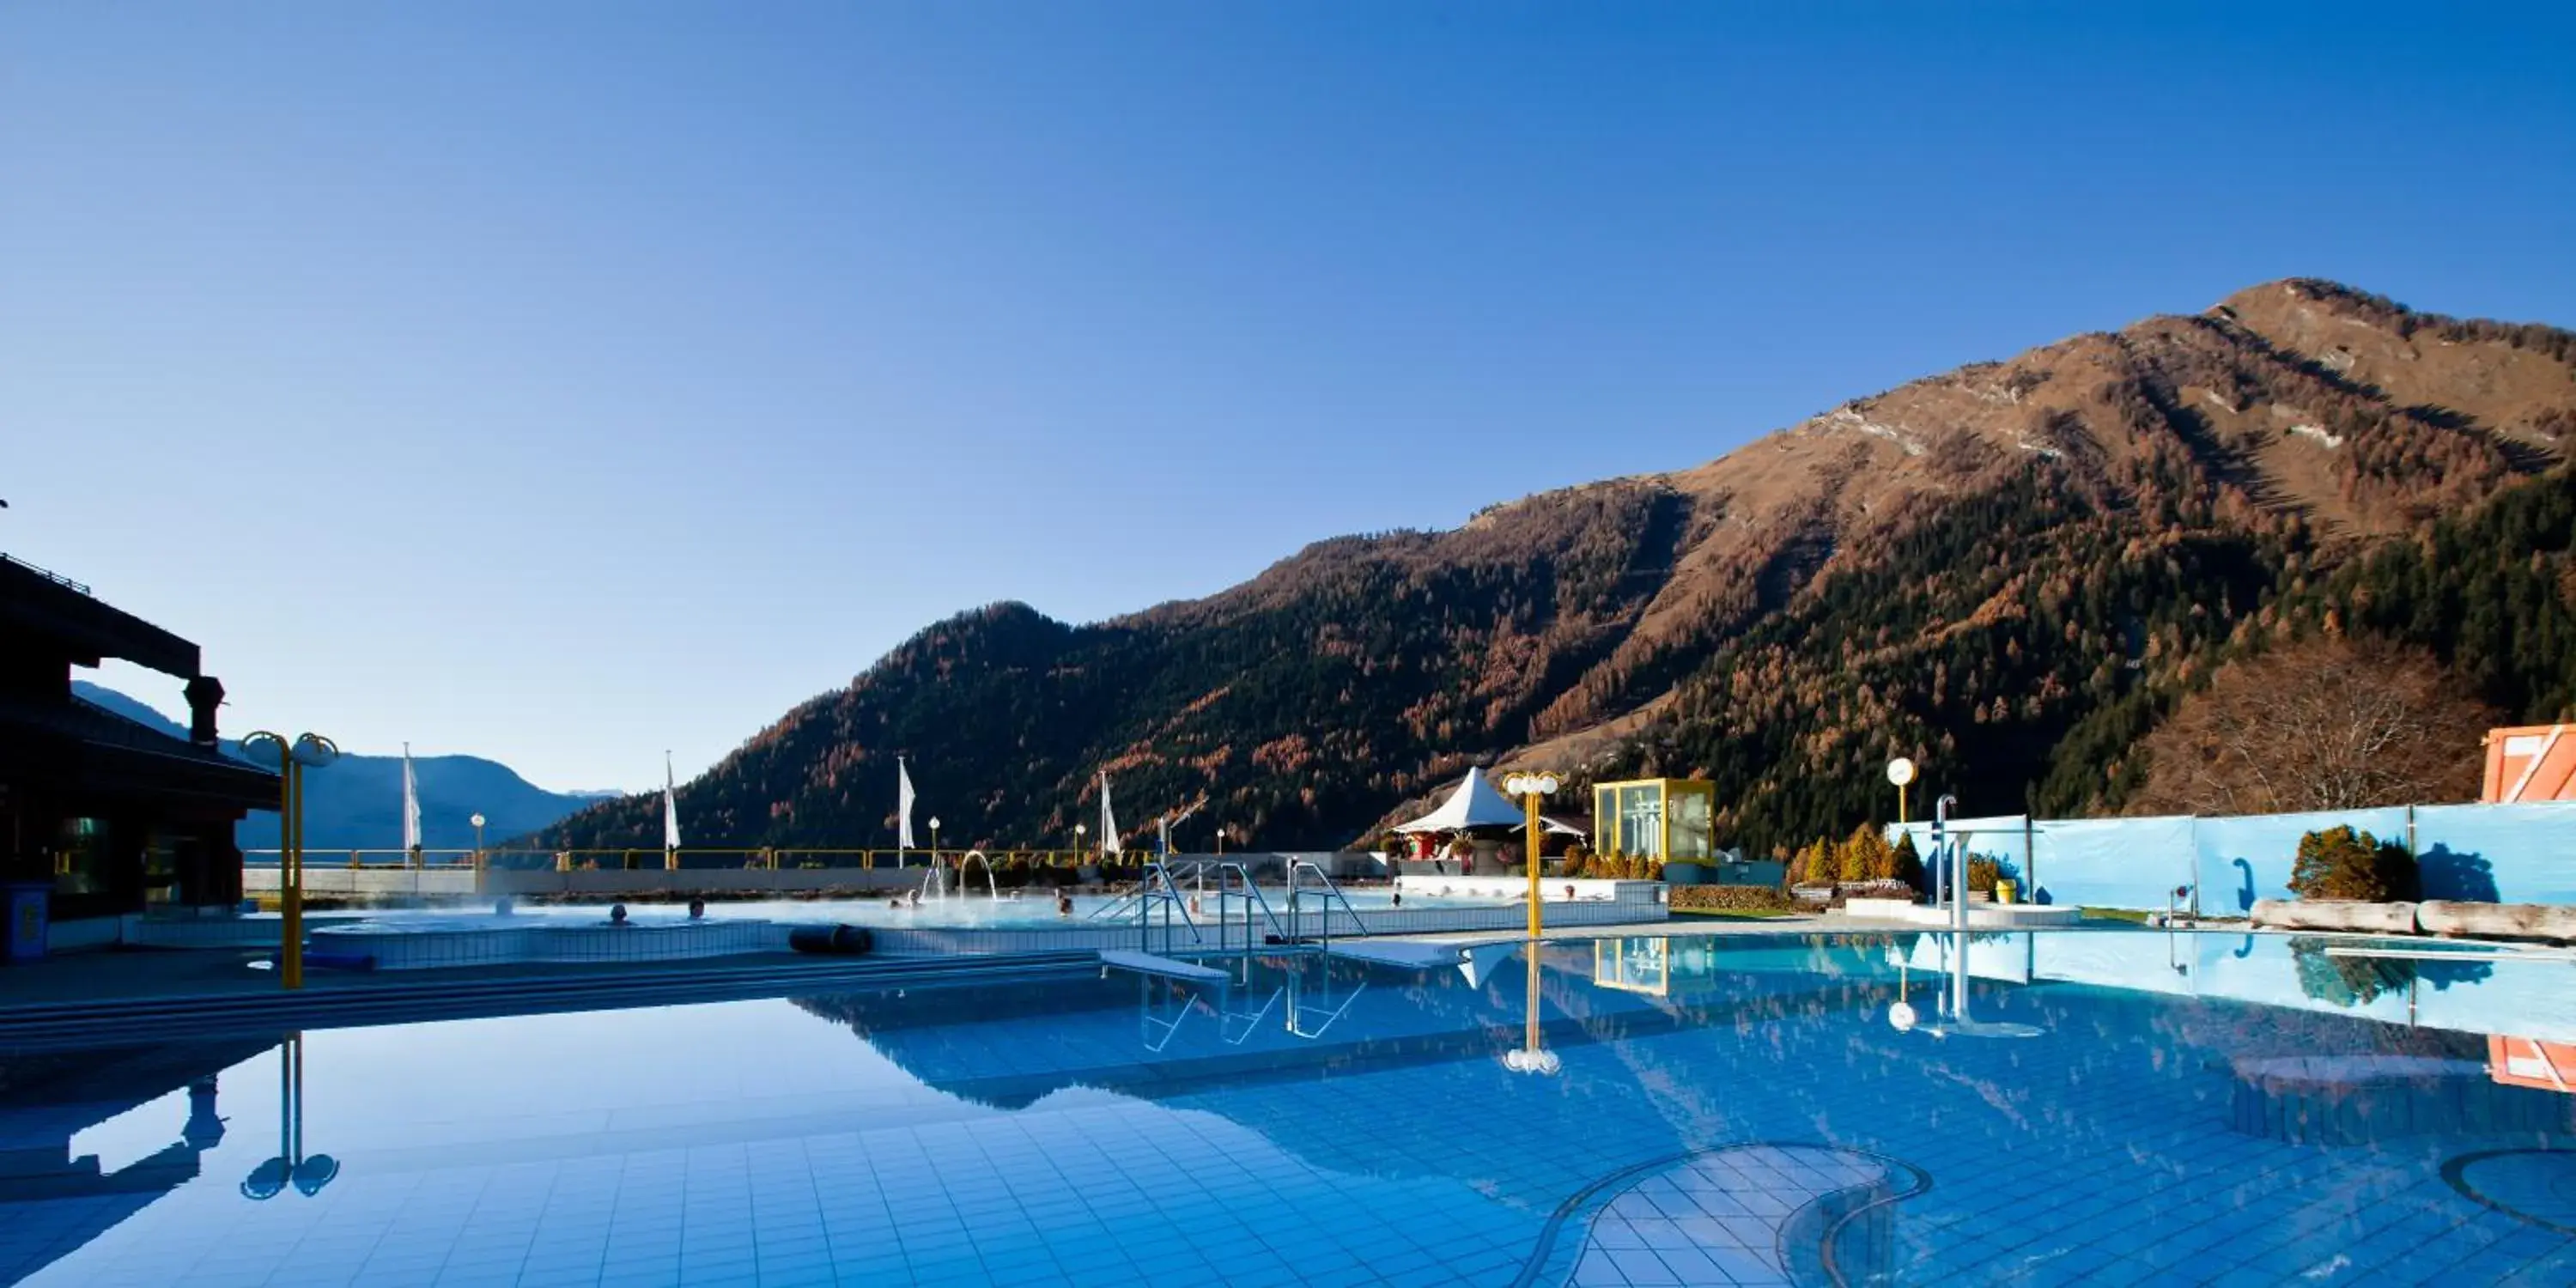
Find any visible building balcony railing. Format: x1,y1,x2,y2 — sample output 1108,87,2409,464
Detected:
2,551,94,596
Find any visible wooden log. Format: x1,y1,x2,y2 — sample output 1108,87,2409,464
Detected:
2415,900,2576,942
2249,899,2418,934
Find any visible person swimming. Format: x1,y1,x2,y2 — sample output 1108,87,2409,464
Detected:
609,903,630,927
1056,891,1074,918
688,898,707,920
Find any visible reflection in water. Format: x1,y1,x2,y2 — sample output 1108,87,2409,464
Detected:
239,1033,337,1201
1284,963,1366,1040
2494,1036,2576,1094
1907,931,2044,1040
9,930,2571,1286
0,1039,267,1285
1504,943,1559,1075
1887,947,1920,1032
2229,1052,2567,1145
1589,937,1668,996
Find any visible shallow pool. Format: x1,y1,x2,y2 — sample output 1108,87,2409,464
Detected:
5,928,2572,1285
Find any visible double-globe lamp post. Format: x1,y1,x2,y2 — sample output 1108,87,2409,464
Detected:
1501,771,1563,939
240,732,338,990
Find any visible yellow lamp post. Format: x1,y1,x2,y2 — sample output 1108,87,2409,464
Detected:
1501,771,1562,939
240,731,338,990
1887,756,1917,825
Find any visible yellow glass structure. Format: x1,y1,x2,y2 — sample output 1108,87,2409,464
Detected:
1589,778,1716,860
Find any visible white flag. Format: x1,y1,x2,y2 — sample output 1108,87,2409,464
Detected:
896,756,917,850
663,751,683,849
401,743,422,851
1099,773,1122,855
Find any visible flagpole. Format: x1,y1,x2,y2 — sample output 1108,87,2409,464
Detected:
662,750,681,871
402,742,422,870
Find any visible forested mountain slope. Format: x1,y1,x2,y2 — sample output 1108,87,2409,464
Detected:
543,280,2576,855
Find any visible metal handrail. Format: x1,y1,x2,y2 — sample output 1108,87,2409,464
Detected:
2,552,91,595
1120,860,1204,954
1285,860,1368,950
1088,884,1148,921
1211,861,1287,951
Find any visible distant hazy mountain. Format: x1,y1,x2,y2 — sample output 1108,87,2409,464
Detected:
71,682,611,853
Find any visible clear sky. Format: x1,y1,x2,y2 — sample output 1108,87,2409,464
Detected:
5,4,2571,793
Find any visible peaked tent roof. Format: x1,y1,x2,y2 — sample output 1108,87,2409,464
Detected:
1393,766,1525,833
1512,813,1589,838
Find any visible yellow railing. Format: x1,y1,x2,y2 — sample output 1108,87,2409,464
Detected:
242,848,1111,872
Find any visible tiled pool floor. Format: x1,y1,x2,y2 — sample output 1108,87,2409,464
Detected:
4,933,2573,1286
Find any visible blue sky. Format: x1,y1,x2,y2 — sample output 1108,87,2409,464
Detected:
5,4,2571,793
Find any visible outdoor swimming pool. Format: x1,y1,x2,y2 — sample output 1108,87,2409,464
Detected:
4,928,2571,1285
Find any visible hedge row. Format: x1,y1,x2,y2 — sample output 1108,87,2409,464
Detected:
1670,884,1797,914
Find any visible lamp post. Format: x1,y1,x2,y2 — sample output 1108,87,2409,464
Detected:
470,812,486,868
240,731,337,990
1501,771,1563,939
927,817,941,865
1887,757,1917,825
1074,822,1087,865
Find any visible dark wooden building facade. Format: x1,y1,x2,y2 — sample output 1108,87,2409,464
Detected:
0,555,278,921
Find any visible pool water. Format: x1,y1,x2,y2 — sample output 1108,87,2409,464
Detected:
4,929,2572,1286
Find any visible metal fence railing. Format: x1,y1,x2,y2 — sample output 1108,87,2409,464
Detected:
240,848,1110,873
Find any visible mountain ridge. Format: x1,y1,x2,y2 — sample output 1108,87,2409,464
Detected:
540,279,2576,855
71,682,610,852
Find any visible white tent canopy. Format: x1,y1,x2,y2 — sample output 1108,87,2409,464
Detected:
1393,766,1525,834
1512,814,1587,838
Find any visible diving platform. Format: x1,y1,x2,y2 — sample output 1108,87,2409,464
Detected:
1098,950,1231,986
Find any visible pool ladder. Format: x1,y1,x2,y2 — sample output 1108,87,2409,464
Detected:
1091,859,1370,954
1284,859,1369,952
